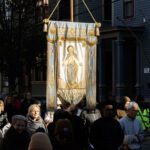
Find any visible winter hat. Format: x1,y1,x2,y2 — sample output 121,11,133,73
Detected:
28,132,53,150
12,115,27,125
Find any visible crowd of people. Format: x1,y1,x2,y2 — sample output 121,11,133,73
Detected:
0,92,149,150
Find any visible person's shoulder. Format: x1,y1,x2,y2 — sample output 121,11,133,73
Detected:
135,118,143,124
119,116,127,122
92,117,103,125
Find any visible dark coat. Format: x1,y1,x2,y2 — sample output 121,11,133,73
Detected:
2,126,30,150
90,117,124,150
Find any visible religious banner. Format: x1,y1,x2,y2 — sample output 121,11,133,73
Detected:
46,20,100,110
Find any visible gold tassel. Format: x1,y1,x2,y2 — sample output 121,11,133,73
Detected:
43,18,49,32
95,22,101,36
43,23,48,32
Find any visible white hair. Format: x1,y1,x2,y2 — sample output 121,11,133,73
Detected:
126,101,139,110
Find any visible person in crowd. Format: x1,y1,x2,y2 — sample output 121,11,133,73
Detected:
119,101,144,150
0,100,11,148
89,101,124,150
2,115,30,150
80,98,101,139
44,111,54,127
21,92,34,116
48,106,87,150
26,104,47,135
28,132,53,150
47,109,71,147
4,95,16,122
0,100,10,138
64,103,88,150
53,119,76,150
117,96,131,119
33,99,46,118
12,93,22,114
81,108,101,123
106,92,118,119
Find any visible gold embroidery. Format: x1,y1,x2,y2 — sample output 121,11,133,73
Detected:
82,41,86,47
68,28,75,36
80,29,86,35
49,27,56,34
47,36,97,46
58,41,62,46
59,28,66,34
49,26,98,36
47,37,57,43
88,29,95,36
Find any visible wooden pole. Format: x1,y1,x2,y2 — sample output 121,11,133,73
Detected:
70,0,74,22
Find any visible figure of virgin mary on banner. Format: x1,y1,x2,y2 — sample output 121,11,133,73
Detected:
46,20,100,110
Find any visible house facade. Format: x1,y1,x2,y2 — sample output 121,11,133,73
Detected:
73,0,150,102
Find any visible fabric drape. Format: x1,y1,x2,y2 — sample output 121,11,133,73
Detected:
46,20,99,110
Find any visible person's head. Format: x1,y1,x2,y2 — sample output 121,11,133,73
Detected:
0,100,4,112
123,96,131,110
4,95,12,104
12,115,27,133
101,101,115,118
26,92,32,100
126,101,139,119
53,109,70,123
67,45,74,54
54,119,73,145
27,104,41,120
28,132,53,150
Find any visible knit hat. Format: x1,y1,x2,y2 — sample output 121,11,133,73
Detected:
28,132,53,150
12,115,27,125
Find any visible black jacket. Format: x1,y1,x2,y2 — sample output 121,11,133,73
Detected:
2,126,30,150
90,117,124,150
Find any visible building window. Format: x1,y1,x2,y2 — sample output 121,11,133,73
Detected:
59,0,70,20
103,0,112,21
123,0,134,19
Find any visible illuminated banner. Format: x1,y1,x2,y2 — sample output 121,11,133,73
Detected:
46,20,100,110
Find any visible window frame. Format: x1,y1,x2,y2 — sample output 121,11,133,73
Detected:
102,0,112,21
123,0,134,19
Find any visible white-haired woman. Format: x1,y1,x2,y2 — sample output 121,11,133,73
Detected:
26,104,47,136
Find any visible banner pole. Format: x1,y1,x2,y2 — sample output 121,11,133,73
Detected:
70,0,74,22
